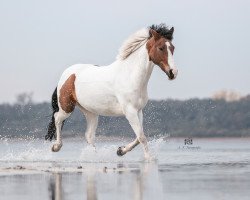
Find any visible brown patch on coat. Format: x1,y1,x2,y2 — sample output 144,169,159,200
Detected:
146,30,168,69
59,74,77,113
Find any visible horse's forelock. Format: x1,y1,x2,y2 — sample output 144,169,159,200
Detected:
149,23,174,41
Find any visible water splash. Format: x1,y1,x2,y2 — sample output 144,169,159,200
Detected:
1,136,250,174
0,136,166,165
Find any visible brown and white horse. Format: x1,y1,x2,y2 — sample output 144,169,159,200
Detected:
45,24,178,159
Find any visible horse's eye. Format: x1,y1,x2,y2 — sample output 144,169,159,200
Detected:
159,47,164,51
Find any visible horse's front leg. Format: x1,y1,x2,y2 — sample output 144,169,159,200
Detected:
117,138,140,156
117,110,143,156
77,106,98,147
117,107,150,158
83,111,98,147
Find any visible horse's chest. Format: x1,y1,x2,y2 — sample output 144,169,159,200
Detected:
125,89,148,110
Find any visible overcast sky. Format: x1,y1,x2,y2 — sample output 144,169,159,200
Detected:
0,0,249,103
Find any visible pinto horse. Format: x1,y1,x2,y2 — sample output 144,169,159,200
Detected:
45,24,178,159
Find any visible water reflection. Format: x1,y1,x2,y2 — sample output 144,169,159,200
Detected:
2,160,249,200
86,174,97,200
133,170,143,200
46,162,161,200
48,173,63,200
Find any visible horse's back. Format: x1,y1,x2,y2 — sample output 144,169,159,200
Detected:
58,64,94,88
59,64,116,84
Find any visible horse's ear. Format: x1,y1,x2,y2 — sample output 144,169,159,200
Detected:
150,29,160,40
169,27,174,36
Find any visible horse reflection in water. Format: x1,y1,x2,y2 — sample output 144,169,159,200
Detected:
48,174,63,200
86,174,98,200
48,173,98,200
47,163,162,200
45,23,178,159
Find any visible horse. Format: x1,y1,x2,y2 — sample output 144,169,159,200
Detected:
45,23,178,159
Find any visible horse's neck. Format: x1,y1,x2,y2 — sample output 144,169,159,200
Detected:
117,44,154,89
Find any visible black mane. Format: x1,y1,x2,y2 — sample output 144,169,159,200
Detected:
149,23,173,40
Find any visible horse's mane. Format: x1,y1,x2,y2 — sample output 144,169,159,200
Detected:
116,28,149,60
116,23,173,60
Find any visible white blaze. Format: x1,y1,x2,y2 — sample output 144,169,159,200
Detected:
166,41,175,69
166,41,178,78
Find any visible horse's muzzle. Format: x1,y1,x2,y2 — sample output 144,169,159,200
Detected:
166,68,178,80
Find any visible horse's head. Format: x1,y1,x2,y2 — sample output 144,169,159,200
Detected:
147,26,178,80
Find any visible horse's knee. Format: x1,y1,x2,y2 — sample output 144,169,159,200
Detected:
138,134,147,144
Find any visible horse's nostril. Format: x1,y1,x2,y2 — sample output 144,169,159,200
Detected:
169,69,174,79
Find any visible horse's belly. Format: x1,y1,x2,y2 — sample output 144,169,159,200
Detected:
75,82,123,116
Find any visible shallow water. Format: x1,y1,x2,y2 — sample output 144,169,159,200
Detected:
0,137,250,200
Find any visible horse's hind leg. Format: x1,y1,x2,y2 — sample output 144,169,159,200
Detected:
52,109,71,152
51,73,77,152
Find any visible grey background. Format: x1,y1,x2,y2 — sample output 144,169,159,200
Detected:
0,0,249,103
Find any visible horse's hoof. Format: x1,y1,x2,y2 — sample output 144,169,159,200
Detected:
51,143,62,152
117,146,126,156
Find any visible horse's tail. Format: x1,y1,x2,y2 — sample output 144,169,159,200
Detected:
45,87,59,141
